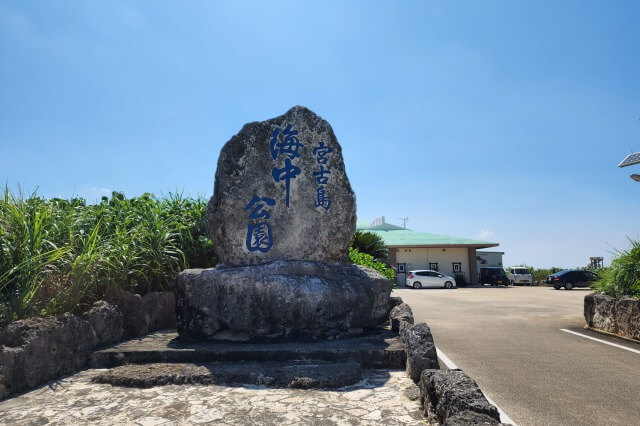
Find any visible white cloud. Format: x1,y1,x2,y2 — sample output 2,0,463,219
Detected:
477,229,496,240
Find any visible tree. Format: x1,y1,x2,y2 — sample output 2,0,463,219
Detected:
351,231,388,262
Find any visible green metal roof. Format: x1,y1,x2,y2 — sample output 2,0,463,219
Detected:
357,221,498,248
356,220,372,229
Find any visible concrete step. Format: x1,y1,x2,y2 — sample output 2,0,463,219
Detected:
91,360,365,389
90,329,406,370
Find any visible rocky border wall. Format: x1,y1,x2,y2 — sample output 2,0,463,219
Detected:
584,293,640,341
391,297,506,425
0,291,175,400
419,369,505,425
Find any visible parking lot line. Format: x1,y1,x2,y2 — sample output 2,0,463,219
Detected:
436,347,458,369
436,347,518,426
560,329,640,355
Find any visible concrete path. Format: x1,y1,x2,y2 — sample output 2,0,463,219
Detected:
396,286,640,426
0,369,425,425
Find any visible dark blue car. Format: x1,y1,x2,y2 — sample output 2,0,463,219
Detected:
546,270,598,290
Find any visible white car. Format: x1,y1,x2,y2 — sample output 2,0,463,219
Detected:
508,267,533,286
406,270,456,289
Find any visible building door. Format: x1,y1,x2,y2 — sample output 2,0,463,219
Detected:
397,263,406,286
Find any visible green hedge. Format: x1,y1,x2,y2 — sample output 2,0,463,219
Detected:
349,247,396,285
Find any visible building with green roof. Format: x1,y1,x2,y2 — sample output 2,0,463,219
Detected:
357,217,499,286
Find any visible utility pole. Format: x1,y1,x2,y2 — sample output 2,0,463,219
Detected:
397,217,409,228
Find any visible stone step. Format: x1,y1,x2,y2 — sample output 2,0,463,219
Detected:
90,329,406,370
91,361,364,389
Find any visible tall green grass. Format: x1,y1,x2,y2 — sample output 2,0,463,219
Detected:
592,238,640,298
0,188,216,324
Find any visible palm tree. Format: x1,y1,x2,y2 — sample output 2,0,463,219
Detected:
351,231,388,262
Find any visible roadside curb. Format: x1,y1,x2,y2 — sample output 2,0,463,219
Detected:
393,295,512,425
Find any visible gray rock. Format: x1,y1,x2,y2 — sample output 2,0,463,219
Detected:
419,369,501,425
389,296,404,312
0,346,23,400
390,302,414,333
142,291,176,331
82,301,124,347
206,106,356,267
175,261,391,340
0,314,97,400
615,297,640,340
584,293,617,334
107,290,150,339
585,293,640,341
404,323,439,382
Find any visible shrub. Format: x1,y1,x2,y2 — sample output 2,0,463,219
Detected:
349,247,396,285
592,238,640,298
531,267,564,283
454,273,467,287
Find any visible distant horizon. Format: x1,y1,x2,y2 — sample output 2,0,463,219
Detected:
3,181,635,271
2,1,639,270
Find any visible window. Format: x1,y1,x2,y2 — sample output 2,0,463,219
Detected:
429,262,438,271
397,263,406,273
452,262,462,273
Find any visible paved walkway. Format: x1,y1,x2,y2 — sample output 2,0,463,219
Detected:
0,369,425,425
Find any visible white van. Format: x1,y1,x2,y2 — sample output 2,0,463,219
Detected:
508,267,533,286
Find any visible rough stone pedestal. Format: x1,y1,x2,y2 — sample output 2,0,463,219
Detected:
175,260,391,340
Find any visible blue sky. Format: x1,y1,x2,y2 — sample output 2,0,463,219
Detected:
1,1,639,268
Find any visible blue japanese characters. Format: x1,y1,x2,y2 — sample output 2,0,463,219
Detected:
270,125,303,208
244,127,336,253
312,141,333,210
244,195,275,253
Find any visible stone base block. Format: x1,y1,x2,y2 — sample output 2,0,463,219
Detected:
175,261,391,340
90,329,405,369
91,361,363,389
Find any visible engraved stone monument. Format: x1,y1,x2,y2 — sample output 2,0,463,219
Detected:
175,106,391,340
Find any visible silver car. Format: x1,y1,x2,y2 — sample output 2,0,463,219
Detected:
406,270,456,289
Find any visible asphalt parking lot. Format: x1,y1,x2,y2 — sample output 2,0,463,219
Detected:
395,285,640,426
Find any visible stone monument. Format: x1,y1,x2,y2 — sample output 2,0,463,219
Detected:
176,106,391,340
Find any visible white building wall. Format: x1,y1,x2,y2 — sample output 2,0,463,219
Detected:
396,247,470,279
